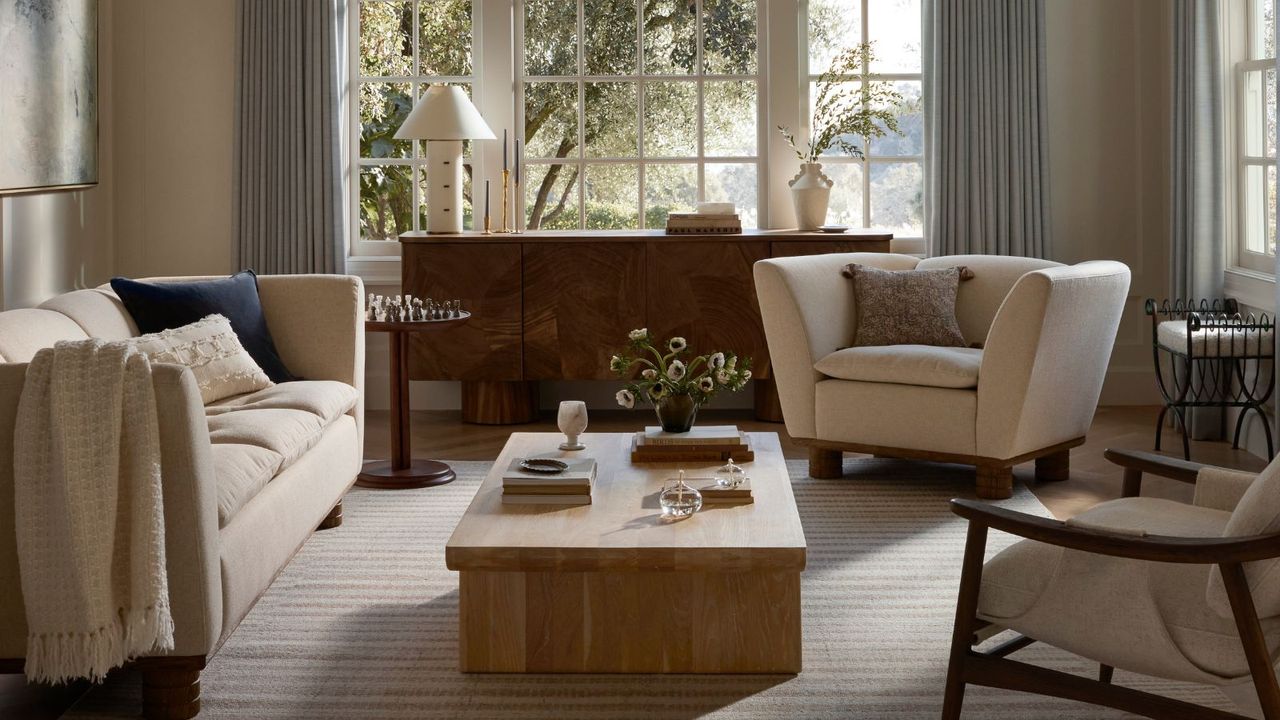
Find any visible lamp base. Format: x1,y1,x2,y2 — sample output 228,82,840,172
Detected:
425,140,464,233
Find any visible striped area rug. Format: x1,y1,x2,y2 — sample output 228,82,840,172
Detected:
68,459,1232,719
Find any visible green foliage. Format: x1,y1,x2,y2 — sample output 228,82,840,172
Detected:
779,43,908,162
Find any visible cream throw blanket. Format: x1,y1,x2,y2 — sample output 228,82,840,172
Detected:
14,339,173,683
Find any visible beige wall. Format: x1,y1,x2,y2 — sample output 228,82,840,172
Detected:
111,0,236,279
1045,0,1171,405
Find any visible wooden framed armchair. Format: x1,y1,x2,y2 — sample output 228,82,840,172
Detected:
942,448,1280,719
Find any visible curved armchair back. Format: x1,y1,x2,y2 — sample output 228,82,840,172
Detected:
977,261,1131,458
917,255,1061,346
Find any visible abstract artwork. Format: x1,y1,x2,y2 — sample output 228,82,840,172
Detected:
0,0,98,194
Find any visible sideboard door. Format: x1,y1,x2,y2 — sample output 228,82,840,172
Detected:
403,242,523,381
523,242,646,380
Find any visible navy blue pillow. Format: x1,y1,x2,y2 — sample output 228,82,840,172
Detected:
111,270,296,383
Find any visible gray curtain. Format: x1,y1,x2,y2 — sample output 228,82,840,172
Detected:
1171,0,1225,439
1170,0,1223,301
923,0,1051,258
234,0,345,274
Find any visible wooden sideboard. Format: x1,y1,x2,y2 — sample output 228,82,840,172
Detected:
399,228,893,424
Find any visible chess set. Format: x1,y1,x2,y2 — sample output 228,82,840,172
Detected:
366,293,465,323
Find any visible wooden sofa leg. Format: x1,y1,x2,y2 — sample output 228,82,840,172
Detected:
318,501,343,530
975,465,1013,500
139,656,204,720
1034,450,1071,483
808,447,843,479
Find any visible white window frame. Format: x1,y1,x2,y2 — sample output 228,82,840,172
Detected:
1228,0,1277,280
517,0,767,230
345,0,924,275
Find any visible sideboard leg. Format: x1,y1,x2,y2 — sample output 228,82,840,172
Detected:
753,378,785,423
462,381,539,425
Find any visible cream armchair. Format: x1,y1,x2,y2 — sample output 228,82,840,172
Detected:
753,252,1131,498
942,449,1280,719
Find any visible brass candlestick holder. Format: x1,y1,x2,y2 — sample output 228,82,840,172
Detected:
483,212,491,235
500,169,511,233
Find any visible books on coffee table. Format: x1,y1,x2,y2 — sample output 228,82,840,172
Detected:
631,426,754,462
501,457,596,506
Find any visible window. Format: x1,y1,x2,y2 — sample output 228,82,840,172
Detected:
354,0,474,247
806,0,924,241
1235,0,1277,274
520,0,762,230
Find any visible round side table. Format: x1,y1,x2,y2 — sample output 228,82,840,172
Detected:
358,312,471,489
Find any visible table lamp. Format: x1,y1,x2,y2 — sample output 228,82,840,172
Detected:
395,84,496,233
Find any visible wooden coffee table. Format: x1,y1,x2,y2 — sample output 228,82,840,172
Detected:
445,431,806,674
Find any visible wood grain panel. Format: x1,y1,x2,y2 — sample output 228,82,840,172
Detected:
523,243,645,379
402,243,522,380
646,241,772,378
769,238,892,257
458,569,802,673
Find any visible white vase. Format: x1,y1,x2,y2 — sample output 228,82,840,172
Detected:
557,400,588,450
789,163,833,231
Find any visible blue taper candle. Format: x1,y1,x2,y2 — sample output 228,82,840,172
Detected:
502,129,508,172
514,138,520,184
484,179,490,218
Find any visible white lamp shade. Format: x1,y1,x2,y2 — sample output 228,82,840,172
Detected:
394,84,496,141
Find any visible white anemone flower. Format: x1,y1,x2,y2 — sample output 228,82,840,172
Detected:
715,369,732,385
667,360,687,381
615,389,635,409
698,376,715,392
741,370,752,382
668,336,687,352
708,352,726,369
642,368,658,380
628,328,648,341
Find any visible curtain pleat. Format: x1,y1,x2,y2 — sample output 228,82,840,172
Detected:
234,0,344,275
923,0,1050,258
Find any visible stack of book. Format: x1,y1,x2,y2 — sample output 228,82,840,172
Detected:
501,457,596,506
631,425,754,463
697,476,754,505
664,211,742,235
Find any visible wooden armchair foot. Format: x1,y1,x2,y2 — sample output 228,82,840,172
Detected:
139,657,204,720
975,466,1013,500
808,447,843,479
1099,664,1114,684
318,501,343,530
1035,450,1070,483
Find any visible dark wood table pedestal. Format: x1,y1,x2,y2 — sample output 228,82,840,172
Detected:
357,314,470,489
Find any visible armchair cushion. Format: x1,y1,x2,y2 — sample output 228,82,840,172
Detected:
813,345,981,389
1209,457,1280,619
1193,466,1257,513
842,264,968,347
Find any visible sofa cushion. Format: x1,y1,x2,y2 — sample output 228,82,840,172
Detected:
814,345,982,389
842,263,968,347
206,381,358,525
133,315,273,404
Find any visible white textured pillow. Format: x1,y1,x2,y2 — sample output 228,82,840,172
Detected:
132,314,273,404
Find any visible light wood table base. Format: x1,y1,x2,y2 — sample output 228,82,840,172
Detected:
459,569,801,673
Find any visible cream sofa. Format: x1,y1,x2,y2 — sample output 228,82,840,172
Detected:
754,253,1130,499
0,274,364,719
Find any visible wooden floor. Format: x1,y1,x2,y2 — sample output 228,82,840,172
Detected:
366,404,1270,519
4,404,1269,719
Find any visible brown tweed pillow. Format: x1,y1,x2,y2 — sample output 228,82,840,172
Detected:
842,264,970,347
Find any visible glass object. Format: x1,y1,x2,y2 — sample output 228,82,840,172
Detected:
807,0,860,74
585,82,638,157
585,164,640,229
867,0,922,73
359,165,413,240
644,82,698,157
659,471,703,519
418,0,473,76
703,81,758,157
524,82,579,158
644,163,698,228
643,0,697,75
869,161,924,236
654,393,699,433
525,163,580,230
702,0,757,74
717,458,747,488
557,400,588,450
585,0,637,75
525,0,578,76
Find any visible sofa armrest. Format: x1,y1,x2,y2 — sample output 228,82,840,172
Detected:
253,274,366,445
753,252,919,439
0,362,223,659
976,261,1131,459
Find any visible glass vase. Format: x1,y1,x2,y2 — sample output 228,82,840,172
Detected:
655,393,699,433
659,472,703,519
